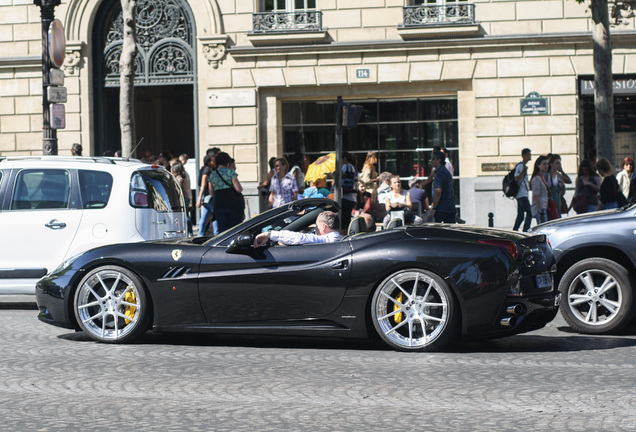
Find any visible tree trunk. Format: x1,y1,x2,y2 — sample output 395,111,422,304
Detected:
591,0,615,163
119,0,137,158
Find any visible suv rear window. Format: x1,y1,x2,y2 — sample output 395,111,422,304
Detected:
11,169,70,210
130,170,184,212
79,170,113,209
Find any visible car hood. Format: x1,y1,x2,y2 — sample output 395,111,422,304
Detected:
532,205,636,232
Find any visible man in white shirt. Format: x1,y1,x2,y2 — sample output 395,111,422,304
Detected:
253,211,342,247
513,148,533,232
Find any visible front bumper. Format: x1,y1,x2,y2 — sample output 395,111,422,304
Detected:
35,270,81,330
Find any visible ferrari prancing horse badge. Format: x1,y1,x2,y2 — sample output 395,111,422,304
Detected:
171,249,183,261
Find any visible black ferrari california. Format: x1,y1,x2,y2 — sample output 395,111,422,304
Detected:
36,199,559,351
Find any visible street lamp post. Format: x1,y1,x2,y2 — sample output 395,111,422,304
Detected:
34,0,62,155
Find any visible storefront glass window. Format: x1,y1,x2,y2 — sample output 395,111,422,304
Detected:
282,98,459,180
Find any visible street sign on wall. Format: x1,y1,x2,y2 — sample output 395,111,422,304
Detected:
520,91,548,115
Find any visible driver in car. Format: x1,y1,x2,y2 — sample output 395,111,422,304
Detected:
253,211,342,247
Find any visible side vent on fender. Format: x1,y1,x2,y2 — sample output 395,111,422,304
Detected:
160,267,191,280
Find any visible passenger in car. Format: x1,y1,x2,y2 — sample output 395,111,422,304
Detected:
253,211,342,247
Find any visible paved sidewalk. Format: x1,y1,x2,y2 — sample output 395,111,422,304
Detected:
0,295,37,309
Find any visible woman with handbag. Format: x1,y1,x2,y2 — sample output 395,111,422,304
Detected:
209,152,245,232
544,154,571,218
531,156,550,225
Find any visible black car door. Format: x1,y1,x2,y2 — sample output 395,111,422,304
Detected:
197,240,352,323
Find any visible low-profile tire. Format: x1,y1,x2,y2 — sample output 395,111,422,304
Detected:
74,265,151,343
371,269,458,351
559,258,635,334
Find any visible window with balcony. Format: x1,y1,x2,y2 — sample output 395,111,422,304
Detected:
403,0,475,27
253,0,322,33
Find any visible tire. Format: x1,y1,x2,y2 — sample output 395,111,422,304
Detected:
74,265,151,343
559,258,635,334
371,269,458,351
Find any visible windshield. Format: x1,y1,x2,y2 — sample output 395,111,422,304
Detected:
206,200,338,246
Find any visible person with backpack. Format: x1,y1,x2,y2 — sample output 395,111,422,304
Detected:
513,148,533,232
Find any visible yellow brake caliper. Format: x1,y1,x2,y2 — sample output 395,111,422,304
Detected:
124,288,137,324
394,292,403,324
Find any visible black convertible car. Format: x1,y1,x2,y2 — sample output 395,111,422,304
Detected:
36,199,559,351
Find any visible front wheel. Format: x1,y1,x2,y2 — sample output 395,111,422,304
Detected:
559,258,634,334
371,269,458,351
74,265,151,343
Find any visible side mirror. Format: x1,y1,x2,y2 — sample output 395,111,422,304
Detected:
226,231,253,254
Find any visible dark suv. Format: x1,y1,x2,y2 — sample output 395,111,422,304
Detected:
532,205,636,334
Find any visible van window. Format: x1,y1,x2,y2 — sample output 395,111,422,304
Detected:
11,169,70,210
79,170,113,209
130,170,184,212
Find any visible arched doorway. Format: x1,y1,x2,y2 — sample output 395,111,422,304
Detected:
92,0,197,159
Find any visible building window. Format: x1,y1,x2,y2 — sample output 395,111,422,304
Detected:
282,98,460,209
263,0,316,11
253,0,322,32
403,0,475,26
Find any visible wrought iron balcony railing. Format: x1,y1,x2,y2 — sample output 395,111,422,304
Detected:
402,4,476,27
252,11,323,33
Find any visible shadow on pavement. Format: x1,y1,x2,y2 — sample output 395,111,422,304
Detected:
58,325,636,353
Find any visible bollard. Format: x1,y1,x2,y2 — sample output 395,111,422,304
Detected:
488,212,494,227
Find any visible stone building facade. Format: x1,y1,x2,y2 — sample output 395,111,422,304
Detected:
1,0,636,226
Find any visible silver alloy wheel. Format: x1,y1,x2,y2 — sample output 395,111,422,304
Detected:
566,269,623,327
372,269,453,351
75,267,144,342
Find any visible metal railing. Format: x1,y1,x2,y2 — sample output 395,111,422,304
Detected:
252,10,323,33
402,3,476,26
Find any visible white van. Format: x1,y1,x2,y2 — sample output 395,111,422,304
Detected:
0,156,187,294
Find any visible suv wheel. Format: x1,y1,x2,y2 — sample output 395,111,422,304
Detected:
559,257,634,334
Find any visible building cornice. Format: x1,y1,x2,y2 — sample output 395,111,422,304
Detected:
0,56,41,70
228,31,636,58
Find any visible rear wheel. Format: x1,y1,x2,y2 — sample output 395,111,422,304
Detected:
559,258,634,334
74,265,151,343
371,269,458,351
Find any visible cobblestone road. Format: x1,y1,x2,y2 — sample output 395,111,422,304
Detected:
1,309,635,431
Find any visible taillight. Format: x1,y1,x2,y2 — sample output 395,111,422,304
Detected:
132,191,148,206
130,172,149,208
479,239,520,260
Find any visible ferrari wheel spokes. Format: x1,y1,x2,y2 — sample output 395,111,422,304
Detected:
372,269,456,351
74,266,150,343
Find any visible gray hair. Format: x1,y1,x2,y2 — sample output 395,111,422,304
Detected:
318,211,340,230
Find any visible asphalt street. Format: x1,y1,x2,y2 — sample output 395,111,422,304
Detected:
1,304,636,432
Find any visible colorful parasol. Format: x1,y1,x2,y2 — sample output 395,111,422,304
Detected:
304,153,336,184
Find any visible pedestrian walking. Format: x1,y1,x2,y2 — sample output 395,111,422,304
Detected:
513,148,533,232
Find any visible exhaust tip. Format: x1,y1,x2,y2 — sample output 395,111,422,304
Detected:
501,317,516,327
506,304,523,315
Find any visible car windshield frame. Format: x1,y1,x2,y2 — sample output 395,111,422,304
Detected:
207,198,340,247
